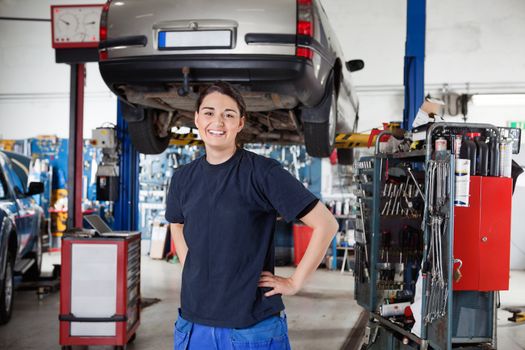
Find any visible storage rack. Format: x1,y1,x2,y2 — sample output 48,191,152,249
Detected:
355,123,511,350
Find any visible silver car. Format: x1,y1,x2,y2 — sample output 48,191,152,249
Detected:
98,0,364,157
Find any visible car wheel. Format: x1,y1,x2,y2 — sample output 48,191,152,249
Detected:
303,78,337,158
127,109,171,155
0,251,14,325
336,148,354,165
24,230,42,281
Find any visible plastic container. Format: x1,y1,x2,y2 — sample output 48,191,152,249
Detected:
459,135,477,175
474,136,489,176
488,136,500,177
434,137,448,160
454,135,462,158
455,159,471,207
499,139,513,178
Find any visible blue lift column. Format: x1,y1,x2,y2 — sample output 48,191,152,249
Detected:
403,0,426,130
113,101,140,231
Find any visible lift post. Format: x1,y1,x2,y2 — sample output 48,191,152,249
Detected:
113,102,140,231
66,63,85,229
403,0,426,130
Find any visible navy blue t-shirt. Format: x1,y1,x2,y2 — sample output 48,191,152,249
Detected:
165,148,317,328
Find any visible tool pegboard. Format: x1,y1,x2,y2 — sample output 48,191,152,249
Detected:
353,150,427,320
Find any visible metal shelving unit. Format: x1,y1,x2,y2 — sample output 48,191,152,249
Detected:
355,123,509,350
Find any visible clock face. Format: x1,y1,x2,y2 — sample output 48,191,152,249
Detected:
51,5,103,48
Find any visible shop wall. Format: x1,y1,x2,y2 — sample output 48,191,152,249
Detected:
0,0,114,139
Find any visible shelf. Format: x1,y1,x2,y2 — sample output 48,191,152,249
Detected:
390,149,426,159
334,215,356,219
357,167,374,173
48,208,97,214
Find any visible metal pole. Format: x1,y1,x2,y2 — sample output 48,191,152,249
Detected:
113,101,139,231
67,63,85,229
403,0,426,130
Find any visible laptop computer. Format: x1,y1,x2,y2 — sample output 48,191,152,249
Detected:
84,214,140,237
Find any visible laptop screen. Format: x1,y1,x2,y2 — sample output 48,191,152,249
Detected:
84,214,113,234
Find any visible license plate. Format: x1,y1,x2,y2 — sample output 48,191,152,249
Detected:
158,30,232,50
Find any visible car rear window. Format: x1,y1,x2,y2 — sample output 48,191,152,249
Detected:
2,159,25,198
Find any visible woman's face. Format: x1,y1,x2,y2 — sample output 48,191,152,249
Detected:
195,91,244,151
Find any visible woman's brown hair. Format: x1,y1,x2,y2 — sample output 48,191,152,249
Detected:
195,81,246,117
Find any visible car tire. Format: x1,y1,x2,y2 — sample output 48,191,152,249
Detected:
24,230,42,281
336,148,354,165
0,251,14,325
303,77,337,158
127,109,171,155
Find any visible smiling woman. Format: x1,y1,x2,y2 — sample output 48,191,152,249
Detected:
165,82,339,349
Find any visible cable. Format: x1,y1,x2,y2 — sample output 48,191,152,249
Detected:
511,240,525,258
0,16,50,22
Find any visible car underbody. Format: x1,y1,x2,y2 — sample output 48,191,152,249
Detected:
121,84,305,144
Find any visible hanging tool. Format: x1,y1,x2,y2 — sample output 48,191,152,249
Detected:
424,159,450,324
358,198,370,281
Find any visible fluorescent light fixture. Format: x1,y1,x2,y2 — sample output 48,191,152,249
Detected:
472,94,525,106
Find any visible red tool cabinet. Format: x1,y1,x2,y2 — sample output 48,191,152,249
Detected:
453,176,512,291
59,232,141,348
293,224,313,266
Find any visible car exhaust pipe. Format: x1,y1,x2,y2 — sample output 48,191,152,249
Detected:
177,66,191,96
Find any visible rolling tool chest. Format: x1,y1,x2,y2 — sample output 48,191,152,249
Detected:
355,123,518,350
59,232,141,350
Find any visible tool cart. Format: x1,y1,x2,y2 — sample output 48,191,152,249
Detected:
354,123,519,350
59,231,141,350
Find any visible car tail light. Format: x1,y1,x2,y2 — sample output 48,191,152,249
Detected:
99,1,111,61
297,0,313,59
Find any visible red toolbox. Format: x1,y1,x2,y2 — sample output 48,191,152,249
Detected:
59,232,141,348
453,176,512,291
293,224,313,266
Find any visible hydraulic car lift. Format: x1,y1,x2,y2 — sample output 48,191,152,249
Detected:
505,308,525,324
113,103,140,231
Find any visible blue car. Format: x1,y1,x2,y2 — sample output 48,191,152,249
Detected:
0,151,45,324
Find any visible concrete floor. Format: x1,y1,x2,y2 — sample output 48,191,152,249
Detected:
497,270,525,350
1,251,524,349
0,251,362,350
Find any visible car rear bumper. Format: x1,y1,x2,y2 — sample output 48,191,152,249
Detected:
99,54,325,107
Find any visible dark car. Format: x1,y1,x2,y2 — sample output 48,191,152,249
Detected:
98,0,364,157
0,151,45,324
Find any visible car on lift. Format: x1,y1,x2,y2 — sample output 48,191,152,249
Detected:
98,0,364,158
0,151,45,324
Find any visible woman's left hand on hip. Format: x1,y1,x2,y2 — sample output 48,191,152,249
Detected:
258,271,300,297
